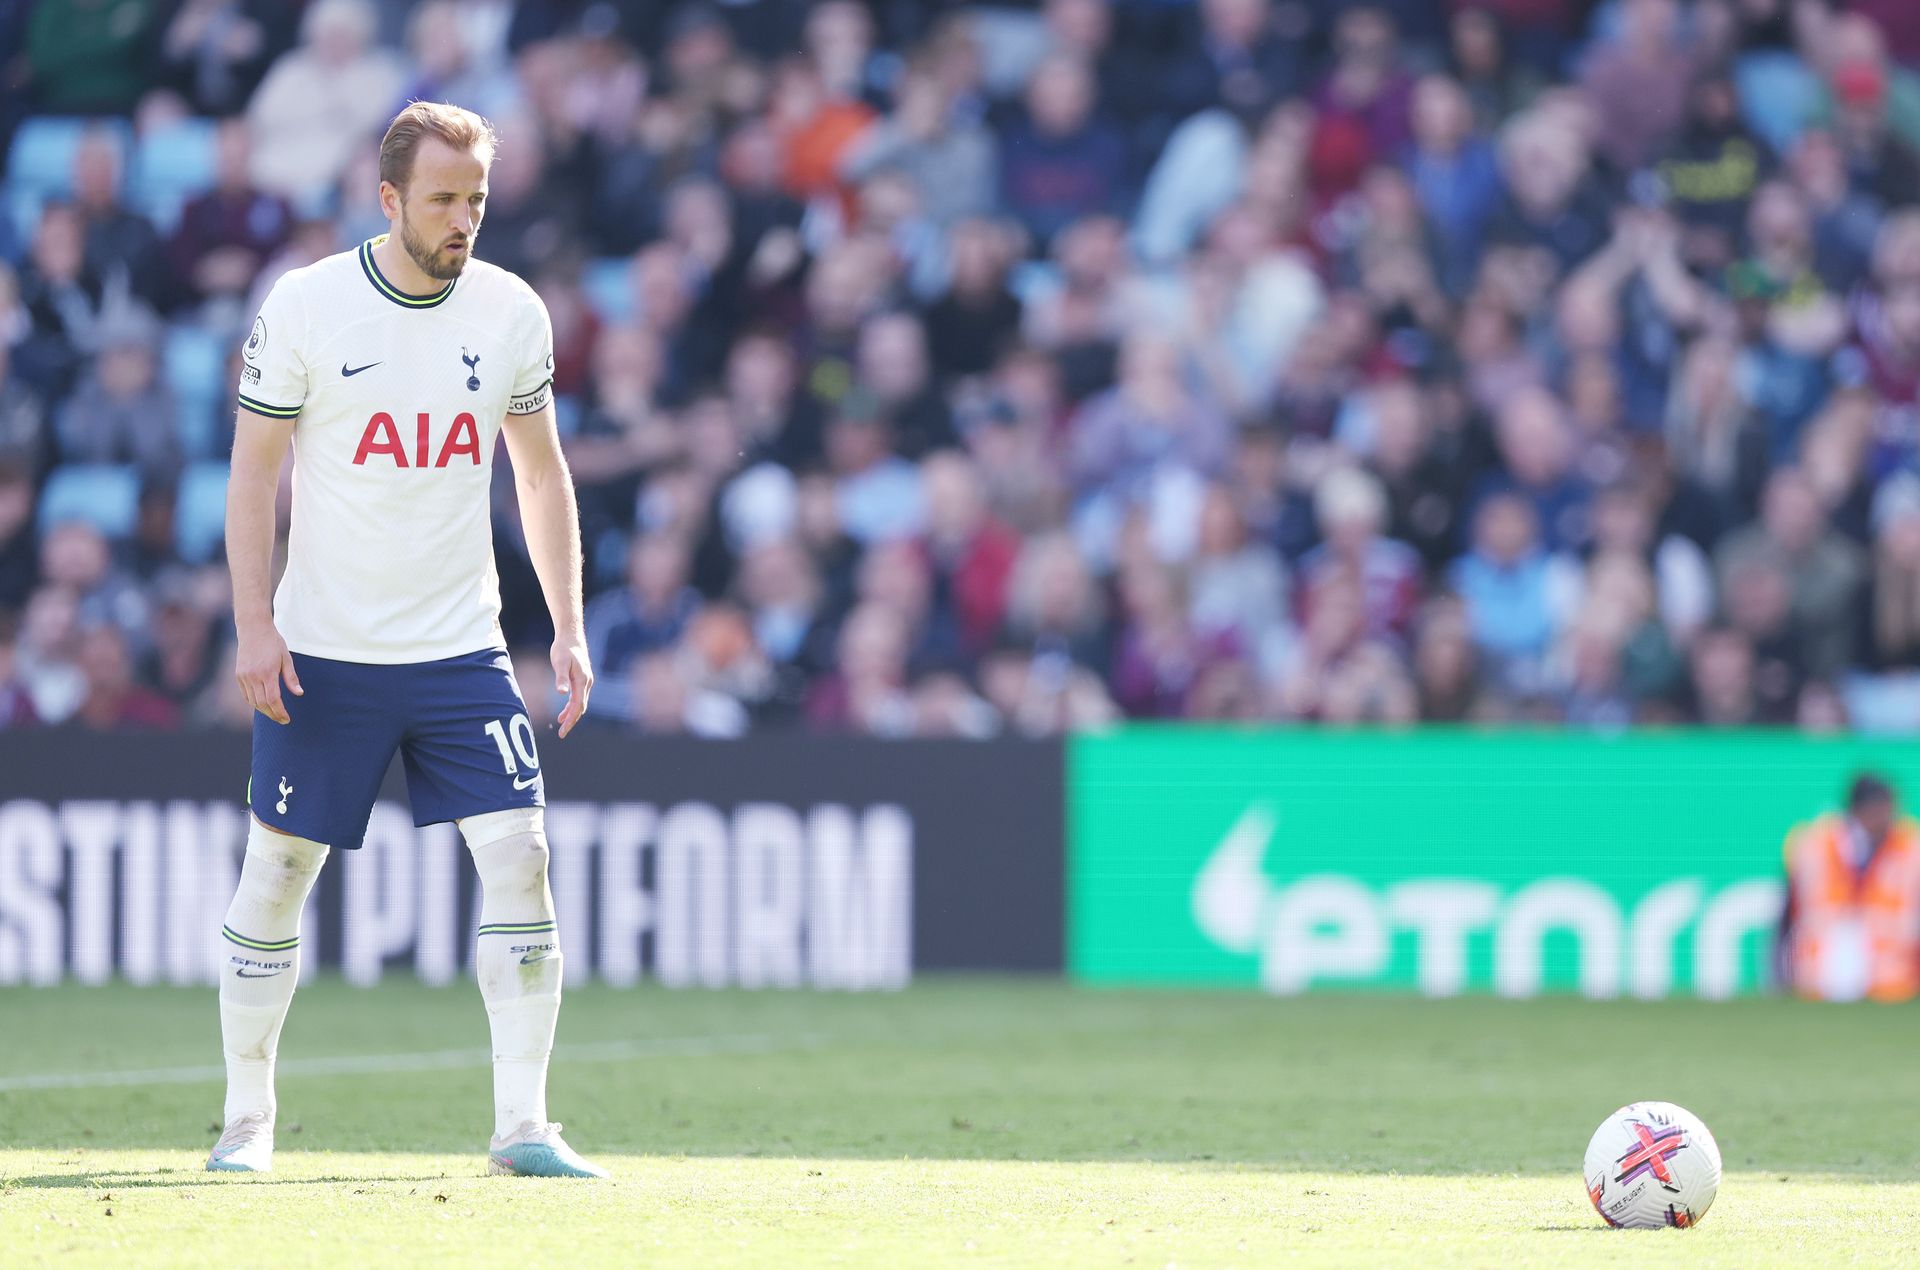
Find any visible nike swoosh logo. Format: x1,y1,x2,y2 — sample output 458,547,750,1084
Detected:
341,361,381,377
234,969,283,979
519,950,553,965
512,773,540,790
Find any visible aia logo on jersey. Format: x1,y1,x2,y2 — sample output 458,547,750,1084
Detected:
353,411,481,467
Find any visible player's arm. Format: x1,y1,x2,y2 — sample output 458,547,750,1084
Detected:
501,402,592,738
227,405,302,724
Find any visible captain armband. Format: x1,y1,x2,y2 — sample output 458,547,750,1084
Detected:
507,379,553,415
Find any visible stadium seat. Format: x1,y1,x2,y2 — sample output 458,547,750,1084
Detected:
165,324,232,457
131,120,219,234
37,464,141,539
175,461,231,564
581,257,636,323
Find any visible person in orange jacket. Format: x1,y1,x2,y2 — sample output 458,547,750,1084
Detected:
1779,774,1920,1002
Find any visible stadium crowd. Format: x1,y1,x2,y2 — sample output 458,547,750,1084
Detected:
7,0,1920,736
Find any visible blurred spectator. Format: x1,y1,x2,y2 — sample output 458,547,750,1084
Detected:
1812,13,1920,207
922,217,1024,381
582,532,701,711
734,536,830,711
1413,595,1481,721
1482,385,1591,552
1188,482,1292,679
770,52,877,203
1451,491,1576,674
1685,624,1761,725
72,621,179,729
12,0,1920,737
1588,481,1714,642
1720,551,1807,722
842,62,996,228
397,0,517,122
1159,0,1300,125
998,54,1127,248
920,451,1019,658
1578,0,1696,173
828,400,925,544
1715,466,1866,678
1448,5,1544,128
159,0,296,117
1489,107,1609,271
807,600,914,734
1300,466,1424,643
168,118,296,313
23,0,163,113
1665,337,1767,537
629,644,750,739
246,0,406,206
1313,6,1415,162
1111,558,1241,718
1365,377,1462,571
138,569,222,706
1408,74,1502,296
1000,531,1108,672
0,460,37,613
16,204,112,399
1780,773,1920,1001
53,310,181,479
1067,331,1231,563
0,339,47,478
70,128,168,310
0,615,37,726
1867,473,1920,669
1656,74,1766,269
856,311,957,458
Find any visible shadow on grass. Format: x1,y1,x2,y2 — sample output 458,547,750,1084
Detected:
4,1171,460,1190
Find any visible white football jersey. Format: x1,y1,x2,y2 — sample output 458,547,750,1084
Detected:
237,235,554,664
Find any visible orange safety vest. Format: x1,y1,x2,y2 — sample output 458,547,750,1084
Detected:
1785,813,1920,1003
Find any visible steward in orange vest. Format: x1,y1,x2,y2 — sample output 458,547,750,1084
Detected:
1781,774,1920,1002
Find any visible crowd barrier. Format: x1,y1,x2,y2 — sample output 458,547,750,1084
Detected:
6,728,1901,996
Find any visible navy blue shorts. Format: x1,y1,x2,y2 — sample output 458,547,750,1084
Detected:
249,648,544,849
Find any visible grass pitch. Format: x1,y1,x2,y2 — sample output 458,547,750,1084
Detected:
2,980,1917,1268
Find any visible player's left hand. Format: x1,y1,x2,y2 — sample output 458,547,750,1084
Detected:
551,636,593,738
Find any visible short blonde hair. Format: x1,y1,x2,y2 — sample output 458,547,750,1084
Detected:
379,101,497,192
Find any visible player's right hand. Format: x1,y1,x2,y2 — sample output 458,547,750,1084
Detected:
235,620,303,725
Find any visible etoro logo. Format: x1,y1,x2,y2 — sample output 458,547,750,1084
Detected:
1189,806,1783,998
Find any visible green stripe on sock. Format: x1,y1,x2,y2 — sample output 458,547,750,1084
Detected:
223,926,299,951
477,922,557,936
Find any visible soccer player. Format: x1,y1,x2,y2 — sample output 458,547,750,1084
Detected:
209,102,604,1178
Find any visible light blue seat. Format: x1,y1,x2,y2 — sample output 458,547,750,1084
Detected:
5,117,131,241
165,324,231,454
37,464,141,539
131,120,219,233
175,460,230,564
6,116,95,197
581,256,635,323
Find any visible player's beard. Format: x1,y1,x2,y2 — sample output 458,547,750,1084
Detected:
399,208,472,282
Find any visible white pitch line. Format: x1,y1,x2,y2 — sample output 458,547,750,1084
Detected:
0,1033,819,1093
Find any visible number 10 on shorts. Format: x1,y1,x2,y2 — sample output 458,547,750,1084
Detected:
483,713,541,774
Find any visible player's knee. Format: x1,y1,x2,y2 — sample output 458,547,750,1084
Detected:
458,805,543,851
473,832,550,898
244,819,329,904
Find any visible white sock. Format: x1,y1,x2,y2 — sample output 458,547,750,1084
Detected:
461,807,562,1141
219,820,328,1126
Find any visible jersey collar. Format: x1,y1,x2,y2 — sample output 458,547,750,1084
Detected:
359,236,457,309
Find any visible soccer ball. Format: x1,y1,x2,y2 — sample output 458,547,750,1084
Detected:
1584,1101,1722,1229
